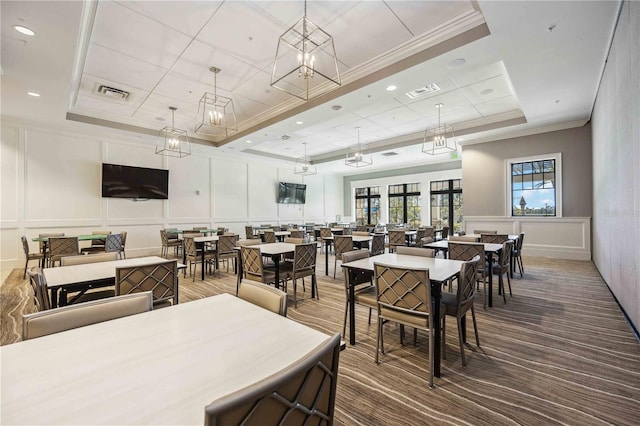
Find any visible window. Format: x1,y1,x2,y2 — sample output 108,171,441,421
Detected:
355,186,380,225
430,179,463,232
507,153,562,217
388,183,421,227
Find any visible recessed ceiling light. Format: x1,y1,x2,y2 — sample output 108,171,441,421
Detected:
480,89,494,95
156,117,165,122
295,121,303,125
246,140,252,143
448,58,466,68
14,25,35,36
331,105,342,111
386,85,397,92
27,92,40,97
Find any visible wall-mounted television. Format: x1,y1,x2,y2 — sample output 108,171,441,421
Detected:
102,163,169,200
277,182,306,204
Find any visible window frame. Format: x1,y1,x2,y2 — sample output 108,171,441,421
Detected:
388,183,421,226
429,179,463,231
354,186,381,225
506,152,562,218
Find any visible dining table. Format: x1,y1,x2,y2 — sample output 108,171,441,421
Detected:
42,256,186,308
322,235,372,275
32,234,109,267
341,253,464,377
0,294,331,425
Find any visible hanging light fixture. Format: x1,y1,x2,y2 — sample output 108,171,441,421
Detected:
294,142,317,176
271,0,341,101
156,106,190,158
195,66,237,138
345,127,372,168
422,103,456,155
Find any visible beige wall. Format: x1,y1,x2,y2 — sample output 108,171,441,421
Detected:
462,125,593,217
591,1,640,330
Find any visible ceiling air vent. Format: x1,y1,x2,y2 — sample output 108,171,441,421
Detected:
94,84,130,101
406,83,440,99
381,151,399,157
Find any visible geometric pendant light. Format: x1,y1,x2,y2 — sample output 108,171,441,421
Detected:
270,0,341,101
195,66,237,138
345,127,372,168
422,103,456,155
156,106,191,158
294,142,317,176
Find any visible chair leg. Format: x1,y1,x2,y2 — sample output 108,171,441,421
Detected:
457,316,466,366
441,316,447,360
500,275,507,304
518,256,524,277
368,307,372,325
294,278,298,308
427,328,434,388
333,257,337,279
506,271,513,297
342,299,348,337
23,260,28,279
413,328,418,347
471,305,480,347
375,318,382,364
312,274,318,300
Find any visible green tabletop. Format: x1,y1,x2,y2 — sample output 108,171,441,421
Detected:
32,234,108,242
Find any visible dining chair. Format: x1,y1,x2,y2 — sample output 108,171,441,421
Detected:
449,235,479,242
480,233,510,244
289,229,305,240
448,242,487,309
21,235,44,278
240,246,278,290
411,228,426,247
48,236,80,267
80,230,111,254
204,333,341,426
370,234,385,256
512,232,525,277
119,231,127,259
436,226,449,241
160,230,181,258
61,252,118,266
284,237,304,244
263,229,277,244
333,235,354,279
183,236,216,281
374,262,435,387
356,225,367,232
244,225,256,240
441,257,481,366
238,239,261,247
26,268,51,312
38,232,64,263
352,231,370,250
474,229,497,235
115,259,179,309
237,280,288,317
341,249,376,339
491,240,514,304
217,234,238,273
396,246,435,257
105,233,123,259
388,230,406,253
284,243,318,308
22,292,153,341
320,227,333,253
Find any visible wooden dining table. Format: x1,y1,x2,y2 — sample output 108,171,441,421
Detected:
43,256,186,308
0,294,331,425
341,253,464,378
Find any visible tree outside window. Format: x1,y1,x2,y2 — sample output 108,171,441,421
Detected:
388,183,421,227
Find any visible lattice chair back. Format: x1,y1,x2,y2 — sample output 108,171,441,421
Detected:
289,230,305,239
38,232,64,254
320,227,332,239
218,234,237,255
241,246,265,281
474,229,497,235
388,230,406,246
204,333,341,426
26,268,51,311
245,226,255,240
160,230,169,245
49,237,79,264
423,227,435,239
499,241,513,270
480,233,509,244
448,242,485,262
294,243,317,272
183,237,198,258
414,228,426,243
263,230,276,244
458,257,480,311
356,225,367,232
21,235,31,258
370,234,385,256
334,236,354,258
374,263,431,317
116,260,178,307
105,233,123,255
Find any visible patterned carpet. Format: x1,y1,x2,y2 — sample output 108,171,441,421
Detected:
2,254,639,425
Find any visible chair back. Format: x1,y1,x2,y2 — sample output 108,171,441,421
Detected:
284,237,304,244
38,233,64,253
396,246,435,257
238,280,287,317
120,231,127,246
320,227,332,239
516,232,525,252
293,243,317,272
204,333,341,426
370,234,385,256
388,230,405,246
449,235,479,242
217,227,226,236
21,235,31,257
448,242,485,262
22,292,153,340
422,227,435,239
289,230,305,239
160,229,169,245
61,252,118,266
115,260,179,307
218,234,237,255
341,250,372,286
263,230,276,244
26,268,51,311
498,241,513,270
238,239,261,247
415,229,426,242
356,225,367,232
481,233,509,244
241,246,266,281
374,263,431,319
245,226,255,240
457,257,480,312
90,230,111,247
474,229,497,235
440,227,449,239
49,236,79,259
105,233,123,255
184,236,198,257
352,231,369,236
334,235,353,258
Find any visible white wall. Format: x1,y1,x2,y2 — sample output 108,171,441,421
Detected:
0,121,343,269
591,1,640,330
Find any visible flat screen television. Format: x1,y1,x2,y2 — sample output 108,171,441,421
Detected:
277,182,306,204
101,163,169,200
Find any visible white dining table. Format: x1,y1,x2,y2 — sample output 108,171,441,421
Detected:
43,256,184,307
0,294,331,425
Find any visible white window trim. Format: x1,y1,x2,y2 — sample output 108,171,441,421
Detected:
505,152,562,218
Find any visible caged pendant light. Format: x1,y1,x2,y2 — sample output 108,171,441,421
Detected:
345,127,372,168
195,67,237,138
156,106,191,158
271,0,341,101
294,142,317,176
422,103,456,155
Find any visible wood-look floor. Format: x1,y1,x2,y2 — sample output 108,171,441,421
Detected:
2,253,639,425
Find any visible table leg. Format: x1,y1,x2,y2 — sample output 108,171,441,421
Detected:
347,271,356,345
236,250,242,296
50,288,59,308
487,252,494,307
461,313,467,343
325,240,330,276
432,282,442,378
273,255,280,287
200,243,206,281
